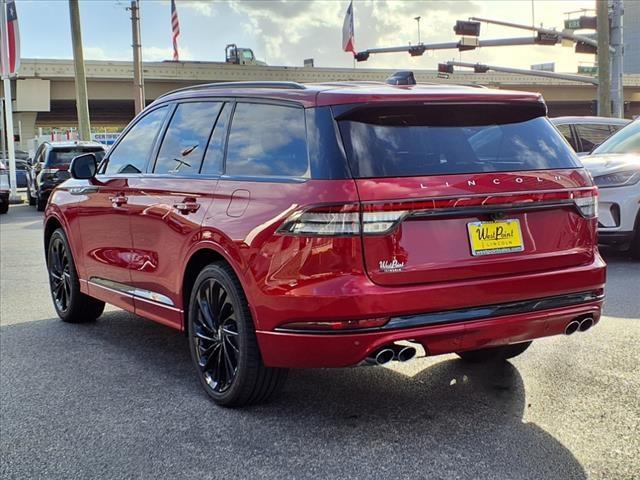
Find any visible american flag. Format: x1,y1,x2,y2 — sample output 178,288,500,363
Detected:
171,0,180,61
1,0,20,76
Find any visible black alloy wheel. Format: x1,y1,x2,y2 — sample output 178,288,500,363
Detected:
46,229,105,323
193,277,240,394
49,235,72,313
188,263,287,407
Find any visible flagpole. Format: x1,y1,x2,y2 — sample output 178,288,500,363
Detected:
1,0,18,202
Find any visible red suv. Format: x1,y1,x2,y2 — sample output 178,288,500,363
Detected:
44,80,606,406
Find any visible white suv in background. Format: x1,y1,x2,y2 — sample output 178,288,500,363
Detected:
581,120,640,259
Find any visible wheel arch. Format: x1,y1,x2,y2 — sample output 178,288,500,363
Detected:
181,244,249,333
43,215,64,256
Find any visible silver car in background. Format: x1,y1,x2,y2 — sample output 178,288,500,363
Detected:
581,120,640,259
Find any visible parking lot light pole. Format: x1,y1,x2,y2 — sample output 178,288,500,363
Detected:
68,0,91,141
129,0,145,115
596,0,611,117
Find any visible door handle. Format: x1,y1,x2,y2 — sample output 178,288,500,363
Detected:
174,201,200,214
109,194,128,206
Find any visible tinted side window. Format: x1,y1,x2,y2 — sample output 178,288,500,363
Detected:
46,148,105,167
555,124,577,151
201,103,231,175
226,103,308,177
154,102,222,175
576,124,612,152
104,106,168,175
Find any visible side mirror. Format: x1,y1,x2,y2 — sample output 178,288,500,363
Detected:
70,153,97,179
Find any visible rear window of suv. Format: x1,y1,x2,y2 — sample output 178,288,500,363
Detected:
47,148,105,167
337,103,580,178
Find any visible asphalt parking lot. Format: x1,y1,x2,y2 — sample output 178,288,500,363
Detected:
1,204,638,480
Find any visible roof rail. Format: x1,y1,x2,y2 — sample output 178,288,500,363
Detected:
158,81,307,99
318,81,385,87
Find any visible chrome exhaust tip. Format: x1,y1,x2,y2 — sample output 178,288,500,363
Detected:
390,344,417,362
564,320,580,335
578,317,594,332
366,347,395,366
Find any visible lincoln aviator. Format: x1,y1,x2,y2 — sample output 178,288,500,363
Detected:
43,80,606,406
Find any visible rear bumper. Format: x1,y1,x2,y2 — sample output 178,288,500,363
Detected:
598,230,635,246
255,254,606,368
258,299,603,368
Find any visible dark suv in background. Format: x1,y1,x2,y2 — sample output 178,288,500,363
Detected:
28,141,106,211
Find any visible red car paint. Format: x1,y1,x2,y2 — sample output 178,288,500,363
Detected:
44,82,605,369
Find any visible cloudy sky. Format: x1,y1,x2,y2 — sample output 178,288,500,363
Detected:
19,0,596,73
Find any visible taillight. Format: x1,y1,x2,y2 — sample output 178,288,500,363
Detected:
41,168,60,182
277,204,407,236
573,190,598,218
277,204,360,236
278,188,597,237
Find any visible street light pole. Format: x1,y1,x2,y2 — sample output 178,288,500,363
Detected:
130,0,145,115
610,0,624,118
414,16,421,44
596,0,611,116
68,0,91,141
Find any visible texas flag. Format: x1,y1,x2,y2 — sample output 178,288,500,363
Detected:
0,0,20,76
342,1,355,55
1,0,20,76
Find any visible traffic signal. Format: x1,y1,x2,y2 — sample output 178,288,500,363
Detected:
575,41,597,54
354,51,370,62
454,20,480,36
535,32,559,45
438,63,454,74
408,45,426,57
458,37,479,51
579,16,597,30
473,64,490,73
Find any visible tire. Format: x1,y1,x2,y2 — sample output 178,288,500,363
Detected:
187,262,287,407
457,341,532,363
0,202,7,214
27,186,36,206
630,216,640,261
47,228,105,323
36,192,46,212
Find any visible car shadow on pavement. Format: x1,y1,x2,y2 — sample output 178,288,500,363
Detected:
0,313,586,479
599,248,639,319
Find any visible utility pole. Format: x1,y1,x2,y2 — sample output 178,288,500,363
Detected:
68,0,91,140
596,0,611,116
129,0,145,115
610,0,624,118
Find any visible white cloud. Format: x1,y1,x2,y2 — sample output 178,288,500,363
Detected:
82,45,194,62
220,0,595,72
180,0,216,17
142,45,194,61
82,46,133,60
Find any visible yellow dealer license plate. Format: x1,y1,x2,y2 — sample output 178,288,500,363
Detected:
467,219,524,256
